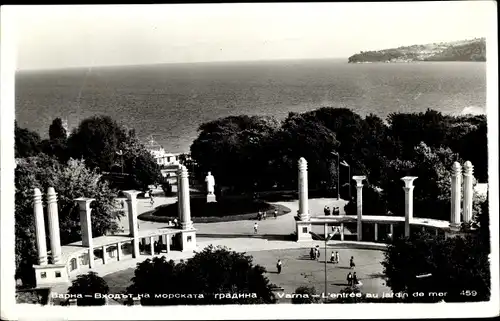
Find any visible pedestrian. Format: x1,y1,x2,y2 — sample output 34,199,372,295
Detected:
335,251,339,264
330,251,335,263
316,246,320,261
324,206,328,216
254,222,259,234
276,259,282,274
257,211,262,221
274,209,278,219
310,248,315,260
263,211,267,220
154,241,159,254
327,207,331,216
353,272,359,286
347,272,353,286
350,256,356,269
173,218,178,228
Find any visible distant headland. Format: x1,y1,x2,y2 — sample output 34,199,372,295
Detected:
348,38,486,63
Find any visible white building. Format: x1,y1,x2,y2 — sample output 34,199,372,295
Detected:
145,136,181,167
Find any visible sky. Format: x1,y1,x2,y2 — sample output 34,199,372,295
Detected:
8,1,496,70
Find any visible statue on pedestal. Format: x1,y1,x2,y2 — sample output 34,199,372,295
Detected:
205,172,215,195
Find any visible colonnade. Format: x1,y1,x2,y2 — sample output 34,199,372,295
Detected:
296,157,476,242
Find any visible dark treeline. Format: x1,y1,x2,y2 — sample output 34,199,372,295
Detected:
15,116,161,191
190,107,487,221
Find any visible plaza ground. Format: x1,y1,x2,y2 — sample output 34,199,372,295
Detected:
90,189,389,304
103,246,387,304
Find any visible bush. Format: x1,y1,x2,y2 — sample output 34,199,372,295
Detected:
67,272,109,306
291,286,320,304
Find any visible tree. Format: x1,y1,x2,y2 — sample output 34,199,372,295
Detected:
380,142,460,221
382,232,490,302
15,154,123,285
291,286,320,304
15,121,42,158
68,115,128,172
41,118,70,163
49,117,67,140
67,272,109,306
191,115,281,192
127,245,277,305
68,115,161,189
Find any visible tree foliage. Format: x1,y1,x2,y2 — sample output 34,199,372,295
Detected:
15,121,42,158
15,154,123,285
67,115,161,189
127,245,277,305
67,272,109,306
382,231,490,302
291,286,320,304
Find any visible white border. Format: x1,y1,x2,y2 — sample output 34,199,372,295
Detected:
1,3,499,320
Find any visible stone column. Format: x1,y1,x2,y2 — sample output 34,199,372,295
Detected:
324,223,328,239
450,162,462,227
75,197,95,267
463,161,474,223
150,236,155,256
177,167,182,224
33,188,48,266
117,242,122,261
298,158,310,221
352,176,366,241
178,166,194,230
47,187,62,264
102,246,108,264
374,223,379,241
401,176,418,238
340,223,344,241
123,191,140,258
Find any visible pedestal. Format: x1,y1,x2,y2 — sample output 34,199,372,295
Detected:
296,221,312,241
206,194,216,203
180,230,197,252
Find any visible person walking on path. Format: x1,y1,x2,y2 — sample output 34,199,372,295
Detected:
263,211,267,220
274,209,278,219
310,248,315,260
324,206,328,216
335,251,340,264
276,259,282,274
173,218,178,228
315,246,320,261
347,272,353,286
257,211,262,221
349,256,356,269
352,272,359,287
254,222,259,234
330,251,335,263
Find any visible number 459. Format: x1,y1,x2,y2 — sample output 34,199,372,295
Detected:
460,290,477,296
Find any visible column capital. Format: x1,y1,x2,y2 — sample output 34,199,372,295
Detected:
178,165,189,178
298,157,308,170
352,175,366,187
34,188,42,202
74,197,95,211
451,162,462,176
47,187,57,203
463,161,474,176
401,176,418,189
123,190,140,201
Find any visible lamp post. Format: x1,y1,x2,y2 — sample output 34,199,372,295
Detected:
311,231,334,299
340,160,351,200
331,152,340,200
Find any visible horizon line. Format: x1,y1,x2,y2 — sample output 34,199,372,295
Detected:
16,56,349,72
